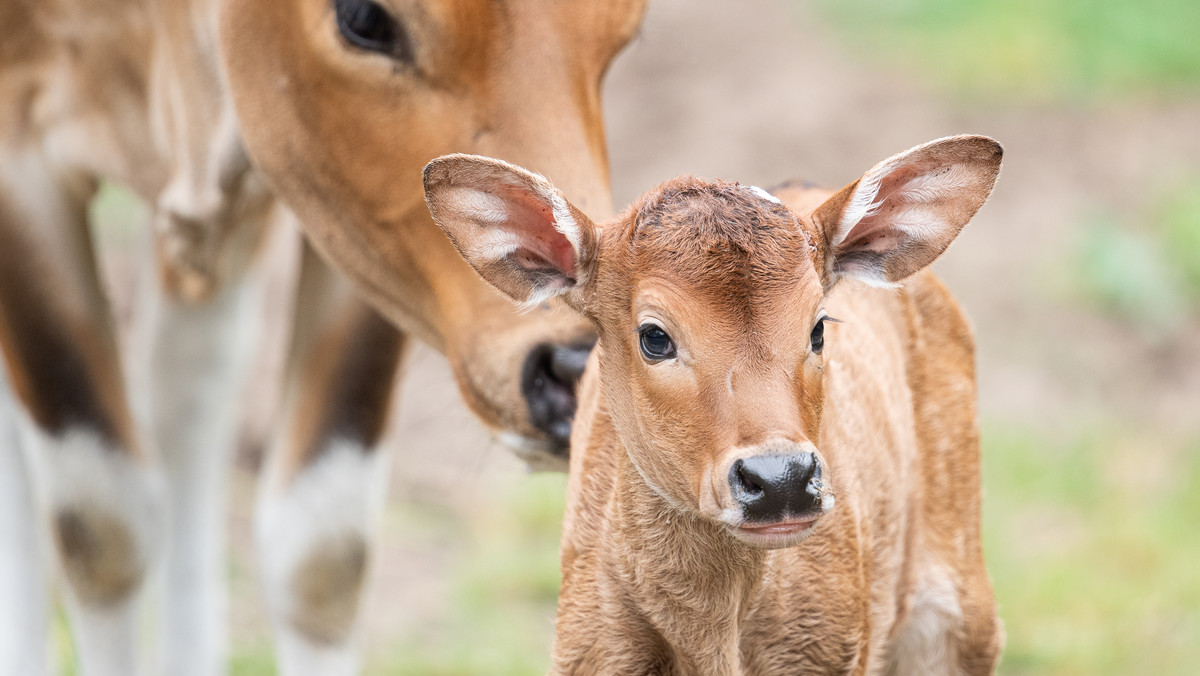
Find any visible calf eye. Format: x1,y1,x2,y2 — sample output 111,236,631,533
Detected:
638,324,676,362
334,0,413,61
811,315,834,354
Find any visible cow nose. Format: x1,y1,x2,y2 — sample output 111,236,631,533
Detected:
521,341,594,455
729,453,823,523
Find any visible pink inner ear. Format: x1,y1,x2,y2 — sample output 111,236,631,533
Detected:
499,185,578,281
840,163,927,252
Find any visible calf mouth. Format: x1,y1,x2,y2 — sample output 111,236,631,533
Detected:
733,512,825,549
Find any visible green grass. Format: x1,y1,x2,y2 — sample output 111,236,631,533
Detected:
369,474,567,676
225,475,568,675
983,425,1200,675
88,183,147,244
1158,178,1200,301
813,0,1200,102
1061,178,1200,333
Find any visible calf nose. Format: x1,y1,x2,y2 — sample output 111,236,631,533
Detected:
730,453,823,523
521,341,594,455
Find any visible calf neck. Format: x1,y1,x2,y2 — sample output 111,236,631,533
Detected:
425,136,1005,674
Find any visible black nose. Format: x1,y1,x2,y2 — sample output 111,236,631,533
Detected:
521,341,594,455
730,453,823,523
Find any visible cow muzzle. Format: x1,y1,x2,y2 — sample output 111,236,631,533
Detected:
520,340,594,458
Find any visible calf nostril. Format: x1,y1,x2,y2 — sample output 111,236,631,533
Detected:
733,460,765,496
731,452,825,523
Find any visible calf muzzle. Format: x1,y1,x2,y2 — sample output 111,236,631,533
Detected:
730,452,824,524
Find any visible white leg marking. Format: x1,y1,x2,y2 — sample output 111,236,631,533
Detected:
134,263,266,676
17,423,164,676
888,564,965,676
258,441,391,676
0,372,51,676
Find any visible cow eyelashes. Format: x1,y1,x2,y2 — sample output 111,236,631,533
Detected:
811,314,839,355
638,323,677,362
334,0,414,62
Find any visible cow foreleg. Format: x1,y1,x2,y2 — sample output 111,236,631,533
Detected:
136,220,275,676
257,242,407,676
0,152,162,676
0,371,50,676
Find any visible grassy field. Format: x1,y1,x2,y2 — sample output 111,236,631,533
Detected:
814,0,1200,102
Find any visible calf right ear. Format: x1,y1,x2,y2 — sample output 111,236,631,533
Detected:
423,154,598,310
811,135,1002,289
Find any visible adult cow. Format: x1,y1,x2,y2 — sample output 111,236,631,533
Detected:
0,0,646,674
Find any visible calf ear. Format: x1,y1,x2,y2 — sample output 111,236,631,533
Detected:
423,154,598,310
811,135,1002,288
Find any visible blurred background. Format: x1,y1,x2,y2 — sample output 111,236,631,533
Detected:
76,0,1200,673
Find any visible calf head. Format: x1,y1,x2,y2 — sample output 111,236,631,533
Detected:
425,135,1002,545
218,0,647,464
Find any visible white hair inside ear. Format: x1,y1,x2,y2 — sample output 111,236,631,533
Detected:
819,135,1004,288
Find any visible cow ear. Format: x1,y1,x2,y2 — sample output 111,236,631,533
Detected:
811,135,1002,288
423,154,598,310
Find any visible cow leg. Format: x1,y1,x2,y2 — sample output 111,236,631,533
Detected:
135,219,274,676
257,242,407,676
0,370,51,675
0,151,161,676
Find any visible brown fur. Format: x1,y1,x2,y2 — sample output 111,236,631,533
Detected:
220,0,648,443
423,139,1004,675
1,0,648,468
273,241,411,482
0,0,647,668
560,190,999,673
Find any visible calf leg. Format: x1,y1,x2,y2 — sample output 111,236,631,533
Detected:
0,151,162,676
257,242,407,676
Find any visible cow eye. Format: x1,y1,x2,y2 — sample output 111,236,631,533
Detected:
811,314,837,354
334,0,413,61
638,324,676,362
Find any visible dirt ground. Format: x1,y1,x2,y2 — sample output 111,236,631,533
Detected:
87,0,1200,668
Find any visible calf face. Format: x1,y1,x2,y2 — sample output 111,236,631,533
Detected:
425,136,1002,547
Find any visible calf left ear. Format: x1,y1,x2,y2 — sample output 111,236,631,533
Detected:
811,135,1002,288
423,154,598,310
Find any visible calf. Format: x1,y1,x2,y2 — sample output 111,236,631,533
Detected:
424,136,1004,675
